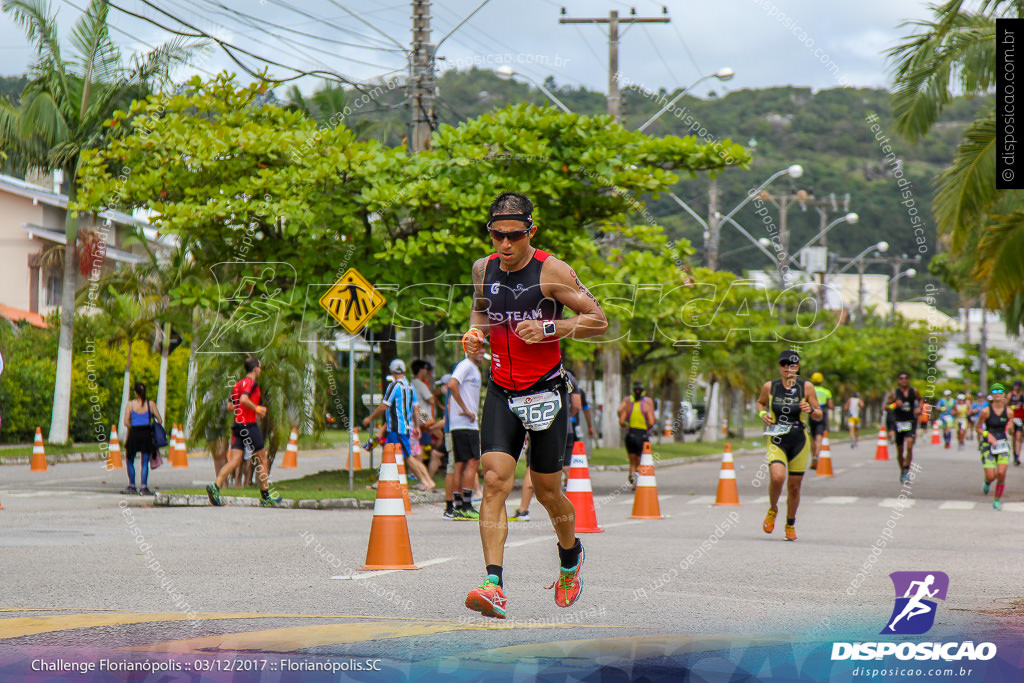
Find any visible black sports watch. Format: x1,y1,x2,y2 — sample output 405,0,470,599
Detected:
542,320,557,337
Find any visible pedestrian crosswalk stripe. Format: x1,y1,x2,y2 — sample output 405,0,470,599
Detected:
1001,502,1024,512
817,496,858,505
879,498,916,509
938,501,976,510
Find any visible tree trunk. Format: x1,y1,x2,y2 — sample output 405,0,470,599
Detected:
301,339,317,434
119,337,134,429
157,321,171,418
184,313,199,436
698,379,716,442
48,183,79,444
600,325,621,449
736,389,746,440
979,292,988,391
670,379,684,443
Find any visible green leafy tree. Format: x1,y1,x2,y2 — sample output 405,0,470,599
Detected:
0,0,201,443
888,0,1024,332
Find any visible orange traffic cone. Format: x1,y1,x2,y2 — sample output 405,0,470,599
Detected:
816,431,834,477
721,417,729,438
387,443,413,514
931,422,941,446
107,425,123,471
566,441,603,533
361,443,417,570
875,426,890,461
168,425,180,466
714,443,741,505
630,441,664,519
172,424,189,468
30,427,47,472
281,428,299,468
663,422,673,439
348,432,363,471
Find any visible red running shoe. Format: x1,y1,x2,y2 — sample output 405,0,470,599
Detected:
465,575,507,619
549,544,585,608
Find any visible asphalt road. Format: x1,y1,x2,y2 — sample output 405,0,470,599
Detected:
1,435,1022,681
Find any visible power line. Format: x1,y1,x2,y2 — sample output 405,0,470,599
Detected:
102,0,388,89
180,0,400,71
194,0,407,53
58,0,219,78
643,23,682,85
436,0,493,49
261,0,400,51
325,0,406,51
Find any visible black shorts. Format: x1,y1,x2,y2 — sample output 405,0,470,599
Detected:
625,428,647,456
809,417,828,438
451,429,480,464
894,423,916,448
230,422,265,454
480,379,569,475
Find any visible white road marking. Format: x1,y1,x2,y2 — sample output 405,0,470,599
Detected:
817,496,859,505
850,463,865,468
686,496,717,505
330,557,455,580
616,495,673,505
752,496,769,504
1000,502,1024,512
601,521,643,529
938,501,976,510
879,498,916,509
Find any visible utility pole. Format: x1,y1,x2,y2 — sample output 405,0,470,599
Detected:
409,0,437,364
560,8,669,448
409,0,436,154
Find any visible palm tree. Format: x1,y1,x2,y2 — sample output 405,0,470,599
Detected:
0,0,201,443
888,0,1024,332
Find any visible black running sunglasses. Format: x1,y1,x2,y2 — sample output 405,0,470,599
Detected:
487,227,531,242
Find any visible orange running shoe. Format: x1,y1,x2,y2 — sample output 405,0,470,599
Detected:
763,509,777,534
785,524,797,541
549,544,585,608
465,575,507,619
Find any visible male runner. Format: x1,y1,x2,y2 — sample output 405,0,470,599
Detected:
936,390,955,449
618,381,656,489
844,391,864,448
886,371,922,483
1008,380,1024,465
462,192,607,619
808,372,833,468
207,357,282,507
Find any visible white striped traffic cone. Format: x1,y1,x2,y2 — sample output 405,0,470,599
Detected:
714,443,740,505
361,442,417,570
566,441,603,533
630,441,664,519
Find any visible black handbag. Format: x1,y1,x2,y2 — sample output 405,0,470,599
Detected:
150,404,169,449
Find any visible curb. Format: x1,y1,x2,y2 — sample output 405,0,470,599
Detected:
0,452,110,466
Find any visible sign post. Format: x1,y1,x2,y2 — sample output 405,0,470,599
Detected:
318,268,386,490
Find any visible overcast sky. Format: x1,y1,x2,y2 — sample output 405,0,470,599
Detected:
0,0,934,95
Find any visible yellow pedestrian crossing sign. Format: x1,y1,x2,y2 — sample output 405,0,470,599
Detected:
319,268,386,334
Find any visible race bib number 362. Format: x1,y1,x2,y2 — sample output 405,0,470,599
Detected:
508,390,562,431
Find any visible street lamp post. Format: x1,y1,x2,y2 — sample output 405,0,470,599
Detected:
669,165,802,271
636,67,735,133
496,66,573,113
834,241,888,327
890,268,917,319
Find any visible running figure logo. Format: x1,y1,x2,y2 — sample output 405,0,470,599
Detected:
882,571,949,635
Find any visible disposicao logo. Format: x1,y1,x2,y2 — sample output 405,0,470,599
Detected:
831,571,997,663
882,571,948,635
